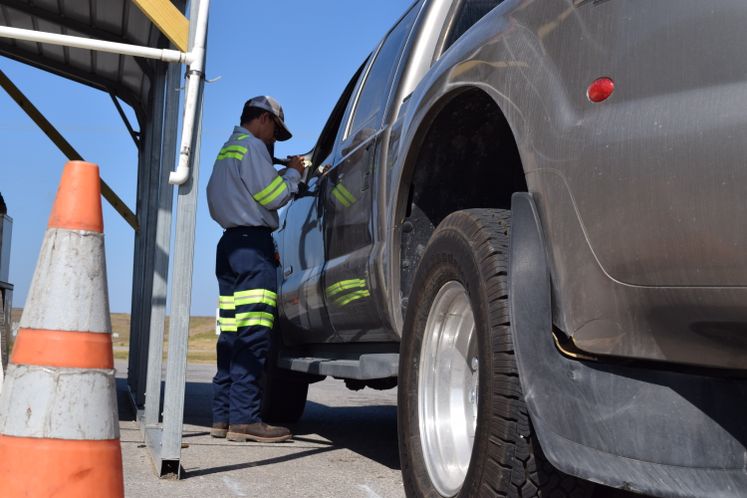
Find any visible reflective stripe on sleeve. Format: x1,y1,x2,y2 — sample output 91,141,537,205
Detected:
218,152,243,161
253,176,288,206
217,145,248,161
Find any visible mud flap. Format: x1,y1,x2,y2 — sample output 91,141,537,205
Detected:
509,192,747,497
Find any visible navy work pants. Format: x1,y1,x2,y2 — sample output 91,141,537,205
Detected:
212,226,277,425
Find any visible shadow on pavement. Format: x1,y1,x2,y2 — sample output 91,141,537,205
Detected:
184,446,336,478
291,400,400,470
117,378,647,495
175,380,401,474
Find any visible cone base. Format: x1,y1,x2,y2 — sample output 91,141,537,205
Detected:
0,435,123,498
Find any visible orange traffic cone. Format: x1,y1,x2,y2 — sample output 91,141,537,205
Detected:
0,161,124,497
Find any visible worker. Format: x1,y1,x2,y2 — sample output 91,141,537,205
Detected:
206,96,305,442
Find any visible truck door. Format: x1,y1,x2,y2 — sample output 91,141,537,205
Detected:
276,66,365,345
276,161,330,345
321,3,421,341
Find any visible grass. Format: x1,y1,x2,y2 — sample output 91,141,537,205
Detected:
12,309,217,364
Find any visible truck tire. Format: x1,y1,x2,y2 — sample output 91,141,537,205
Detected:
398,209,592,498
260,330,309,423
260,366,309,424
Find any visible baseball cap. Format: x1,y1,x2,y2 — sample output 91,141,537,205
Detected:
243,95,292,141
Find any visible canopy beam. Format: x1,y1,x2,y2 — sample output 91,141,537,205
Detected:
110,92,141,147
132,0,190,52
0,68,139,231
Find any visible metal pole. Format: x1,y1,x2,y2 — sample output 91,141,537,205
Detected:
0,26,188,63
128,64,168,407
159,0,207,476
143,61,180,427
127,134,148,401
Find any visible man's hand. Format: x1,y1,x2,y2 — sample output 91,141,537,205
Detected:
287,156,305,174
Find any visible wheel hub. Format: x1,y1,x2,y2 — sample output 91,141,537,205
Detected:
418,281,478,496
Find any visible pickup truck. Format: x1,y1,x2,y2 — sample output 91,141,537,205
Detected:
267,1,747,497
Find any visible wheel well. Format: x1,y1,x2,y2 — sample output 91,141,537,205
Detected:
398,88,527,310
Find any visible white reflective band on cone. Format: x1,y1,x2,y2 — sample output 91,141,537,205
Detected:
20,229,111,333
0,364,118,440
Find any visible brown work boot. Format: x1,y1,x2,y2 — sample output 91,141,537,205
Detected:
210,422,228,438
226,422,292,443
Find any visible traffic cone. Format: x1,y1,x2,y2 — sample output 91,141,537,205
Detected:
0,161,124,497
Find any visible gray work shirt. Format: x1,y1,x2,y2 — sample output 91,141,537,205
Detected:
207,126,301,230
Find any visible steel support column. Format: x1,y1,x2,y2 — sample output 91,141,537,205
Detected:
143,61,180,427
128,64,167,407
145,0,207,477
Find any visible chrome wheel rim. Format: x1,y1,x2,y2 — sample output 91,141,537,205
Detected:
418,281,478,497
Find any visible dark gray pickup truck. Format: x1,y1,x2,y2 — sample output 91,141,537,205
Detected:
267,1,747,496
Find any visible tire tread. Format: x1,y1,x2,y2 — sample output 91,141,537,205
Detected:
442,209,590,498
399,208,592,498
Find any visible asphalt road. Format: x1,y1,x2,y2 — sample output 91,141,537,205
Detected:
118,362,648,498
119,362,405,498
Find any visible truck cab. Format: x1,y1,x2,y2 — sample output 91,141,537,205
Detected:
269,1,747,497
277,0,437,344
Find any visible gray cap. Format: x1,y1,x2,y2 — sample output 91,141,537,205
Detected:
244,95,292,141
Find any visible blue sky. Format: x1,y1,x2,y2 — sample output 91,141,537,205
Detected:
0,1,411,315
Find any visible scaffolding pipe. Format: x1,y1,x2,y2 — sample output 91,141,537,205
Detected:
168,0,210,185
0,25,189,63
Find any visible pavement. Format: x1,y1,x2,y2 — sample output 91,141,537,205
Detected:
116,361,646,498
116,361,405,498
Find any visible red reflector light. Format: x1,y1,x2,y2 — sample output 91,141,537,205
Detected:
587,77,615,103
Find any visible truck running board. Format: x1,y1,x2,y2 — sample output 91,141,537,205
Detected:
278,353,399,380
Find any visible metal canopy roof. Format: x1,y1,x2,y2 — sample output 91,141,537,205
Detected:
0,0,185,123
0,0,208,477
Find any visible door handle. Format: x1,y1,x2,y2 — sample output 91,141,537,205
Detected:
283,265,294,277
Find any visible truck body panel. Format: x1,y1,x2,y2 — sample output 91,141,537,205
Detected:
273,1,747,494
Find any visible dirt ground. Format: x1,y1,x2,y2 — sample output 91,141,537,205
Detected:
11,309,218,363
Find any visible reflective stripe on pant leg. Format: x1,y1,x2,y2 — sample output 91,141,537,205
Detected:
218,295,237,332
213,233,237,423
230,289,276,424
228,320,272,424
224,229,277,424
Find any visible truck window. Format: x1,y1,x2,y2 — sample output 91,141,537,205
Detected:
311,60,368,171
443,0,502,53
345,4,419,139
